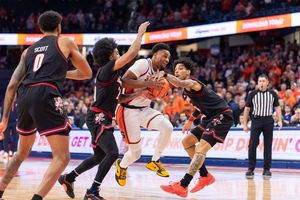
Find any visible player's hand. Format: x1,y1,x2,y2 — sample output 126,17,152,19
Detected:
150,70,165,81
0,121,8,134
137,21,150,36
147,79,165,90
140,89,157,101
243,125,249,133
278,121,283,130
182,121,193,134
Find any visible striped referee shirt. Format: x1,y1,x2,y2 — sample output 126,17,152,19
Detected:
245,89,279,117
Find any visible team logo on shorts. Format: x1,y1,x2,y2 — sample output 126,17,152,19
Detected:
212,114,224,126
54,97,63,114
95,113,105,124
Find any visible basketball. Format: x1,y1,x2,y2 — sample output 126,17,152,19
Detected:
148,78,169,98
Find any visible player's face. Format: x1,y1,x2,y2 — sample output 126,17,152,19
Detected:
153,50,170,69
174,63,190,80
112,48,121,60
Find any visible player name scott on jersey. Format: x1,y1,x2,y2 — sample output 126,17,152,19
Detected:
34,45,49,53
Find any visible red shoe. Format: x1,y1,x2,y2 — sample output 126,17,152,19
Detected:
190,173,216,193
160,181,188,198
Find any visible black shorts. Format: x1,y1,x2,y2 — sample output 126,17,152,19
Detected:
17,84,71,136
86,110,114,147
191,111,233,147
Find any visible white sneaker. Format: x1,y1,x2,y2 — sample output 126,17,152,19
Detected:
3,152,8,164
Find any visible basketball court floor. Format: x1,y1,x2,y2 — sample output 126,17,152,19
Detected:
0,158,299,200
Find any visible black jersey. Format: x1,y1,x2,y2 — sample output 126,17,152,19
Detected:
22,36,68,91
184,79,229,118
91,60,121,117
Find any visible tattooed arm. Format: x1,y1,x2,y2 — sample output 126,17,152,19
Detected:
163,73,202,91
0,50,26,129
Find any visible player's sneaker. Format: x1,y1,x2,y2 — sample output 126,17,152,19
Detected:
83,189,104,200
190,172,216,193
115,158,127,186
160,181,188,198
146,160,169,177
58,174,75,198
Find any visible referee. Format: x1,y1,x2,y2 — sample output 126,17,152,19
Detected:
243,74,282,179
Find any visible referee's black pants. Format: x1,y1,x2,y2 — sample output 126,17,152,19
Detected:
248,116,274,171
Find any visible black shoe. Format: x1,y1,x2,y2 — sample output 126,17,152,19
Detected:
58,174,75,198
245,169,254,179
83,189,105,200
262,169,272,179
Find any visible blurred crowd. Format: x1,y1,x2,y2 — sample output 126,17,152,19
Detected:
0,0,300,33
2,0,300,130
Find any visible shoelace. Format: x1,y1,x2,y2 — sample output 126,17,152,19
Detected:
120,168,127,179
155,161,166,171
168,181,181,186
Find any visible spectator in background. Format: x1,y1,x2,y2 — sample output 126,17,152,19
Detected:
245,1,255,17
283,104,292,125
163,94,180,121
273,111,287,127
290,105,300,126
236,112,251,128
284,89,296,109
175,112,188,128
277,83,287,99
233,99,246,127
234,2,246,19
1,94,18,164
153,98,167,113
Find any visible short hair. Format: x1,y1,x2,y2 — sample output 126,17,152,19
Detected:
172,57,196,76
38,10,62,32
259,74,269,81
93,38,118,66
152,43,170,54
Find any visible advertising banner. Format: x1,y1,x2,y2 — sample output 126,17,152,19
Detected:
31,128,300,161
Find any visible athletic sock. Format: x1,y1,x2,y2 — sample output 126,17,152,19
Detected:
31,194,42,200
180,173,193,188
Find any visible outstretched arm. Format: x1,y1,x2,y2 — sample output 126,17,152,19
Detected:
114,21,150,71
163,73,201,91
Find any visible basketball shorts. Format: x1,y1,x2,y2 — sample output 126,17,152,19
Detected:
16,84,71,136
191,111,233,147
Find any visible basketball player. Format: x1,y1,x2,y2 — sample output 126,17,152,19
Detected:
115,43,173,187
159,57,233,197
0,11,92,200
58,22,162,200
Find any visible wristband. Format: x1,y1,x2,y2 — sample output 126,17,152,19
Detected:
188,116,195,122
163,73,168,78
192,110,201,118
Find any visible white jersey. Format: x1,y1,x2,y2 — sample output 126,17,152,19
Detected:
124,58,154,107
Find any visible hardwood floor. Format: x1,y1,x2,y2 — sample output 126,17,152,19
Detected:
0,158,299,200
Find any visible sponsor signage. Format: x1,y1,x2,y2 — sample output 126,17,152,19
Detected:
83,33,139,46
17,34,83,45
144,27,188,43
31,128,300,161
0,34,18,45
291,12,300,27
187,21,236,39
0,12,299,46
236,14,291,33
